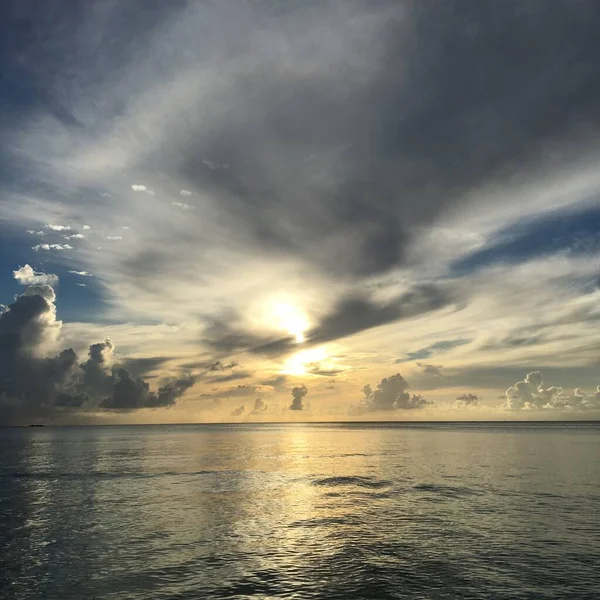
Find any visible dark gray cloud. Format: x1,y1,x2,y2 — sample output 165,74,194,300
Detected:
307,285,458,345
98,369,195,411
151,375,195,407
9,0,594,305
0,280,195,423
144,0,600,284
456,393,479,406
289,384,308,411
80,338,114,397
101,369,153,410
201,316,295,357
205,360,239,372
362,374,432,411
177,359,240,373
116,356,170,378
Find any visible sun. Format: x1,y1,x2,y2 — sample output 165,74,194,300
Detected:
270,301,309,343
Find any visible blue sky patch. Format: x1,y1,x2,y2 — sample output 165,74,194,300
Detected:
451,203,600,276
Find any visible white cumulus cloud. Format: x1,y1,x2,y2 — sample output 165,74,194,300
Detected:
504,371,600,411
13,264,59,286
33,244,73,251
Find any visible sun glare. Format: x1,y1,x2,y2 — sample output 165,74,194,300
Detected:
271,301,309,343
283,346,328,376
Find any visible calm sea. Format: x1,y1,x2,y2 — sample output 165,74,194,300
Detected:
1,423,599,599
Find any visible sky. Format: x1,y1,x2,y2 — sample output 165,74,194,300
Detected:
1,1,600,424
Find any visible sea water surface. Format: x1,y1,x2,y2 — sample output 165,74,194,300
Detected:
1,422,599,599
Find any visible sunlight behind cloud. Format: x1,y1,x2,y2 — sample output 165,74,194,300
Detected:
283,346,328,376
269,300,310,343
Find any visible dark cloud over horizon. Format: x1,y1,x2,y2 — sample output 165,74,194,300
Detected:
0,281,195,424
362,374,432,411
289,384,308,411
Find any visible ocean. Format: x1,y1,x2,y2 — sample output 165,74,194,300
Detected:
1,422,599,599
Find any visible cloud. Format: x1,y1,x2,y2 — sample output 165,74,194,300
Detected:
99,369,195,410
504,371,600,411
456,393,479,406
46,224,71,232
209,370,252,383
64,233,85,240
82,225,91,230
396,339,470,363
205,384,256,400
416,363,444,377
116,356,170,378
204,360,239,372
131,184,155,195
106,236,123,241
79,338,115,397
201,316,295,356
289,384,308,411
260,375,288,391
33,244,73,251
100,369,148,409
307,364,347,377
231,404,245,416
0,275,195,423
180,190,192,197
172,202,194,210
362,374,432,411
198,285,457,360
3,1,600,423
307,285,457,345
69,270,92,277
251,397,266,413
13,265,58,287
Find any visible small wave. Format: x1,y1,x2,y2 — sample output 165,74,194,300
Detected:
288,516,359,528
412,483,482,497
313,475,391,489
1,470,217,480
412,483,482,498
